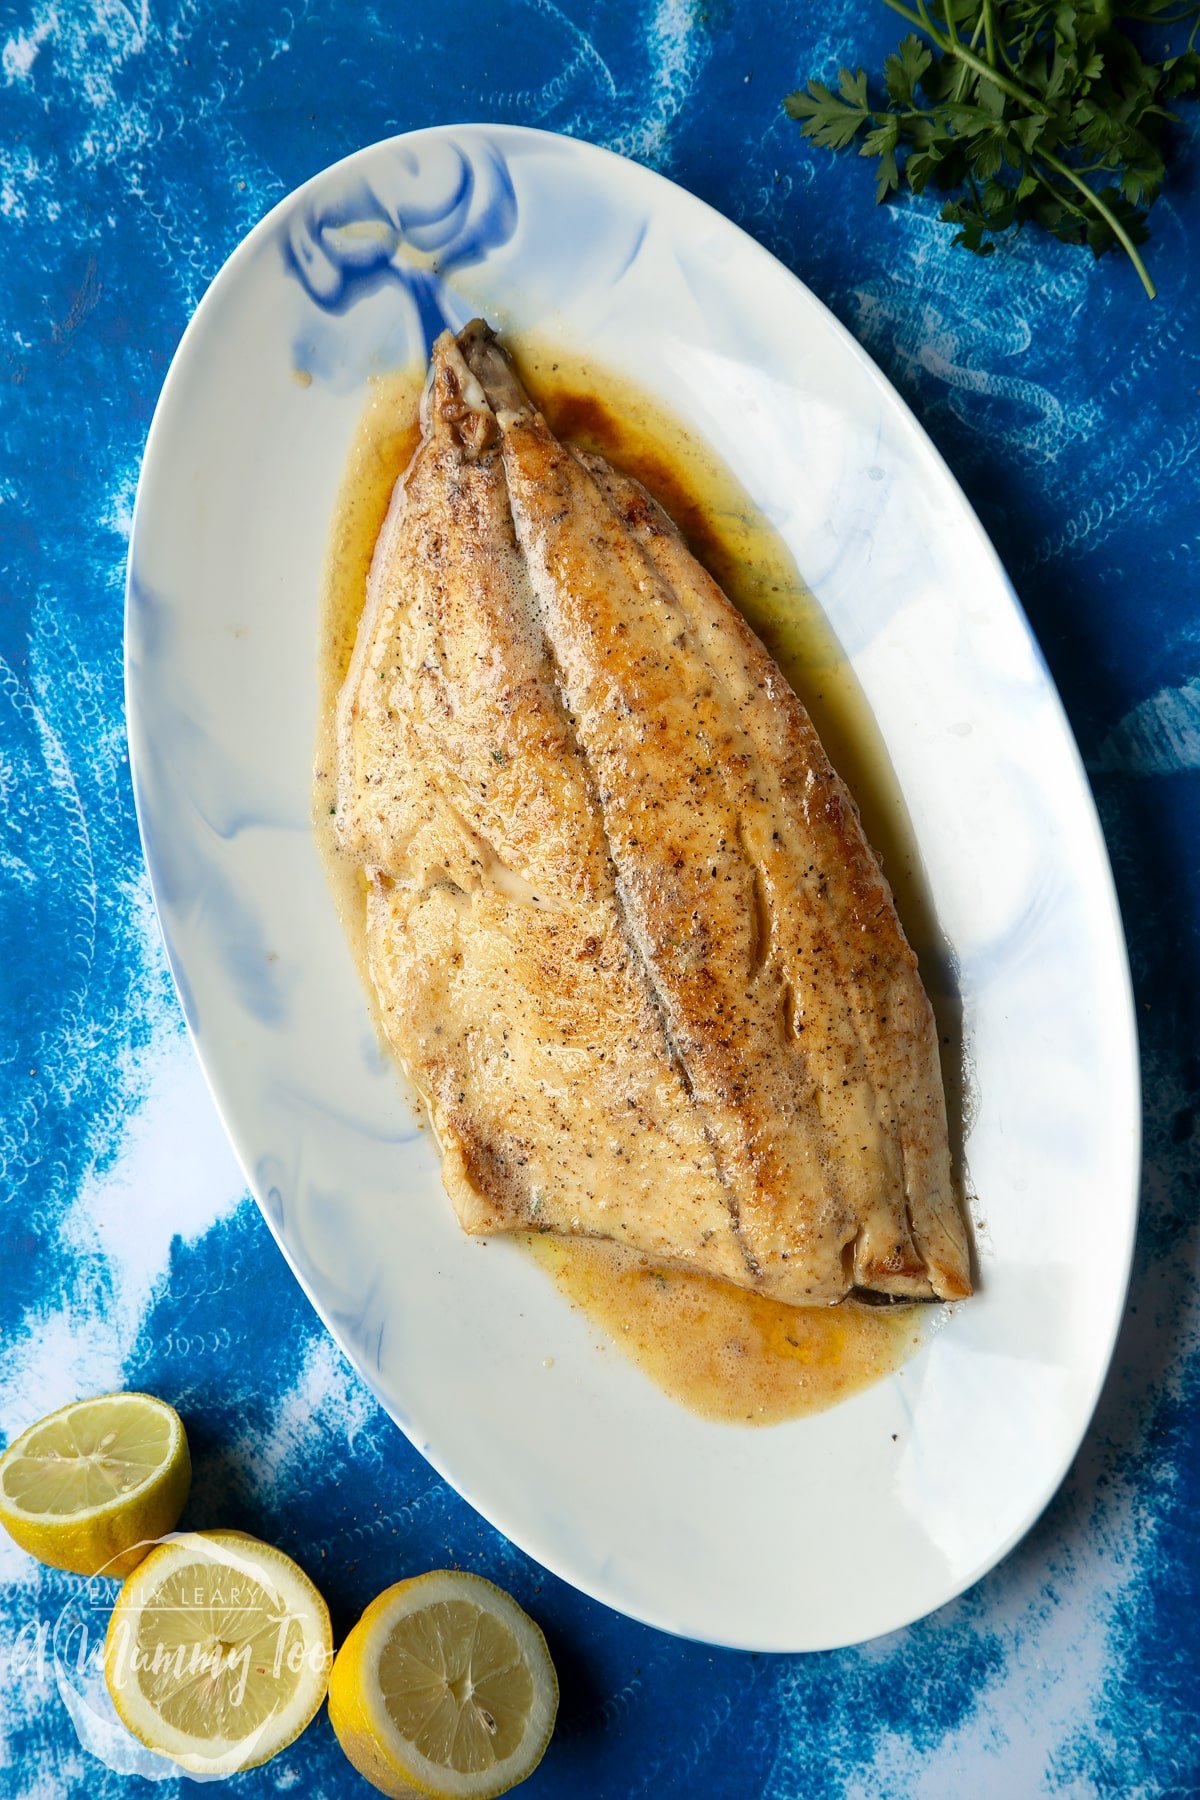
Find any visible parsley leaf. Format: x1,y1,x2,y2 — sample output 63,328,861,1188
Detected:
783,1,1200,297
784,77,872,151
884,34,933,107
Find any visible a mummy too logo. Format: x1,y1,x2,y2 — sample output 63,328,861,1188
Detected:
33,1533,332,1781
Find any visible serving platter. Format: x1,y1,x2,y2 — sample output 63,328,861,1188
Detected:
125,124,1139,1651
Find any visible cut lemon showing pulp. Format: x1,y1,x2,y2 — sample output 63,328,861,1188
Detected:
0,1392,191,1576
329,1571,559,1798
105,1528,332,1774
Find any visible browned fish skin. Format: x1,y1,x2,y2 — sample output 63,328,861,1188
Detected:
577,455,970,1302
338,321,971,1306
336,328,752,1283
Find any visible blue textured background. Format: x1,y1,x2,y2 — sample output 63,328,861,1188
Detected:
2,3,1199,1794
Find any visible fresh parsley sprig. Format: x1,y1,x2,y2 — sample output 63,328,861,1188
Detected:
785,1,1200,297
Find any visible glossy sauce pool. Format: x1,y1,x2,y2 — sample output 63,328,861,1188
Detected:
314,343,953,1427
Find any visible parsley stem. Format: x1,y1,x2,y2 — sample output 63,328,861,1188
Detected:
933,0,970,103
881,0,1047,113
1136,7,1200,23
982,0,997,68
948,4,985,98
1036,148,1158,298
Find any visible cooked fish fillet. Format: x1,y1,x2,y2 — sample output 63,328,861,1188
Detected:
336,321,971,1305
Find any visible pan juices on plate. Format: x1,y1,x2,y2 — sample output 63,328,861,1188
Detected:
327,321,971,1415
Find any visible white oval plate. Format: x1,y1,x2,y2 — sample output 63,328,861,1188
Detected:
126,125,1139,1652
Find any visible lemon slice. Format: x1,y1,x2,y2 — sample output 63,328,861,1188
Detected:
329,1571,558,1799
0,1392,191,1577
104,1528,332,1774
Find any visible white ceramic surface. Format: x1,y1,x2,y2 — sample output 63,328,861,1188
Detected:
125,124,1140,1652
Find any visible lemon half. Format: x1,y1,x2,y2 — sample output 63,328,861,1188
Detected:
329,1571,559,1799
0,1392,191,1577
104,1528,332,1774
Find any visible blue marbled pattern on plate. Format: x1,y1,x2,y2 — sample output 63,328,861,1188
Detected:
1,2,1197,1794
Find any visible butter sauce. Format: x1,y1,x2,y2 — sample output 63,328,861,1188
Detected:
315,341,950,1427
